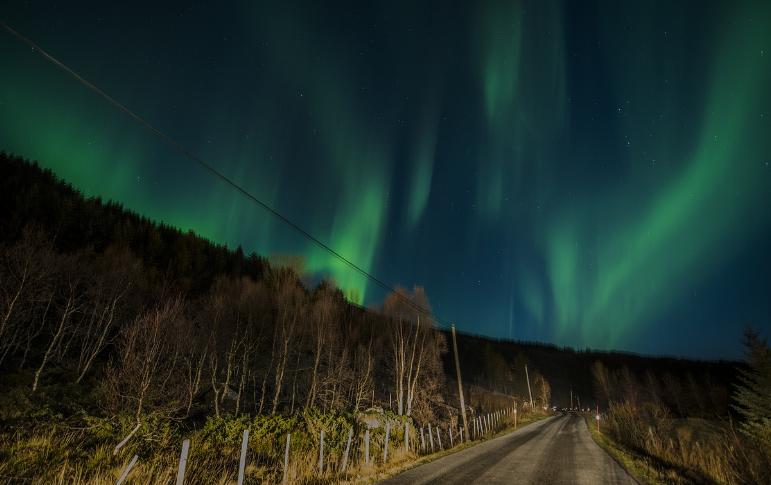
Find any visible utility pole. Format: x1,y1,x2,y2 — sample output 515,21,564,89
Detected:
451,324,469,438
525,364,534,410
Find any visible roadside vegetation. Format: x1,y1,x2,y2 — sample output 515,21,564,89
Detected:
0,154,551,483
588,330,771,484
0,153,758,483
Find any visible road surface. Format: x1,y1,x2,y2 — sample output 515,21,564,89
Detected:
379,414,636,485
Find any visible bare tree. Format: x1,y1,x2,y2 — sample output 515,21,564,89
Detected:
306,282,336,409
353,339,374,411
534,371,551,408
383,286,446,417
76,247,138,382
592,361,612,405
0,226,56,366
183,337,208,417
269,268,304,414
32,255,83,392
618,366,641,408
105,298,186,420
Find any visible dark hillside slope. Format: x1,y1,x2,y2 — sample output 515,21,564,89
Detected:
0,152,266,294
0,152,739,422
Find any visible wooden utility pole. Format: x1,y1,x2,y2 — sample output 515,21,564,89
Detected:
451,324,469,438
525,364,534,410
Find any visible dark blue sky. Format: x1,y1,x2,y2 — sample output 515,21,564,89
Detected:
1,0,770,358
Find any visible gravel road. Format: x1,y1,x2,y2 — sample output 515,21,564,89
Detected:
378,413,637,484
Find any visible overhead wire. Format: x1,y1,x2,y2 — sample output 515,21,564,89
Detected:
0,20,449,326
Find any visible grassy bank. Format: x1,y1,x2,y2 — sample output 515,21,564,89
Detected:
0,406,546,484
585,403,771,484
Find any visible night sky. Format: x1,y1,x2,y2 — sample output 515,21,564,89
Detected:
2,1,770,359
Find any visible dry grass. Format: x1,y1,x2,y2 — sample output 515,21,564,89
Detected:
586,403,771,485
0,410,548,484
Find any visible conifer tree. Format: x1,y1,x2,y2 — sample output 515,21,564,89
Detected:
733,328,771,449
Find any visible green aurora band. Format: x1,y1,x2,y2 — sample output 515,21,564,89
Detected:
1,0,769,356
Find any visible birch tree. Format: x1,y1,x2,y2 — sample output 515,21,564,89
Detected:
383,286,446,417
32,255,82,392
106,298,187,420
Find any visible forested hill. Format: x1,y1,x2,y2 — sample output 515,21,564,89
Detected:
0,152,740,423
0,152,267,294
446,332,740,413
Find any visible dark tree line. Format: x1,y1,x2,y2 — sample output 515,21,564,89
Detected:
0,226,453,424
450,330,740,415
0,152,266,295
0,153,452,427
1,152,744,431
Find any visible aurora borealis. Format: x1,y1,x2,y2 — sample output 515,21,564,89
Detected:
1,1,770,358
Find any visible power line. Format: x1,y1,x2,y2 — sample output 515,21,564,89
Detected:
0,20,443,324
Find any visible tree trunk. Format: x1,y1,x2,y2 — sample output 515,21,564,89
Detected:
32,291,74,392
77,297,119,383
0,263,27,346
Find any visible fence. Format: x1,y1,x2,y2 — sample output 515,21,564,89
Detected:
112,405,524,483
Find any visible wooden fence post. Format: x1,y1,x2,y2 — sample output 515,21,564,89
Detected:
116,455,138,485
365,428,370,465
175,439,190,485
319,429,325,474
341,427,354,472
113,422,141,456
237,429,249,485
428,423,434,452
283,433,291,485
420,427,425,453
436,426,442,450
384,422,390,463
449,427,453,447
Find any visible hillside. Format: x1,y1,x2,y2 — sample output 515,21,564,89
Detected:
0,151,741,411
0,152,746,482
